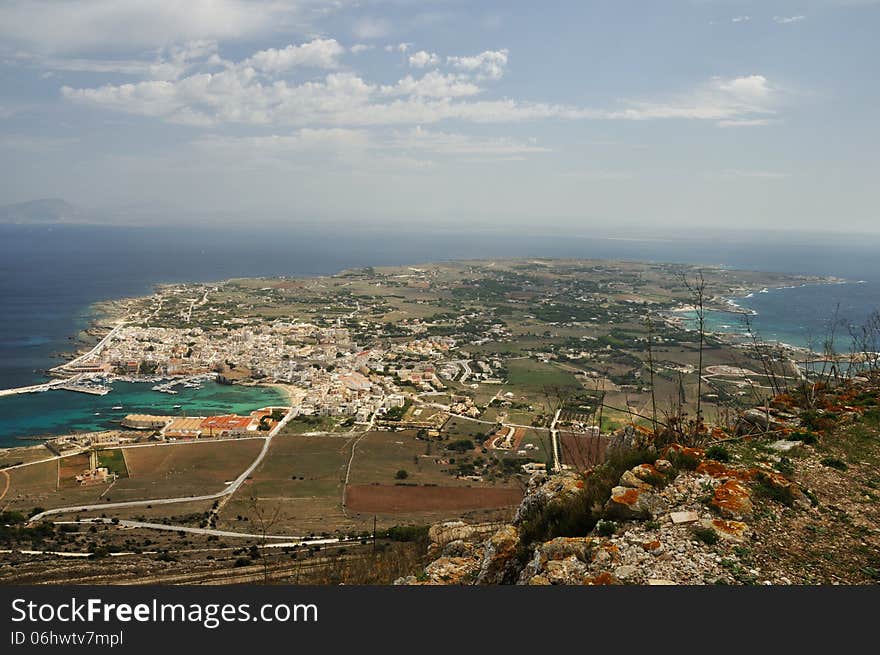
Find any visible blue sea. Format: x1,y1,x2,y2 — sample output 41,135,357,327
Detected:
1,222,879,444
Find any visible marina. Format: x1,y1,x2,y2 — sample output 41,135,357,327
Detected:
0,380,287,447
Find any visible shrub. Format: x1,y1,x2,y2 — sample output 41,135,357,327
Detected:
705,445,730,462
394,469,409,480
691,526,719,546
382,525,429,542
517,449,657,555
667,450,700,471
792,430,819,445
595,520,616,537
776,456,795,476
820,457,848,471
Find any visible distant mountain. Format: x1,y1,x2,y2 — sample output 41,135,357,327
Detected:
0,198,81,224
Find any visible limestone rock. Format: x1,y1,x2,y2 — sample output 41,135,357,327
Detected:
700,518,750,543
753,470,812,509
604,485,666,520
544,556,590,584
518,537,594,584
710,479,754,520
620,469,653,490
670,510,700,525
423,556,480,585
513,470,583,525
476,524,521,584
654,459,674,473
441,539,476,558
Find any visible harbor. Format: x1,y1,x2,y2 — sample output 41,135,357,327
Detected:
0,379,288,447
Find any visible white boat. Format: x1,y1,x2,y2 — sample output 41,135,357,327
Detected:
112,405,123,410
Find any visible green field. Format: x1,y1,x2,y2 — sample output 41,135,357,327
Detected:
505,359,581,391
97,449,129,478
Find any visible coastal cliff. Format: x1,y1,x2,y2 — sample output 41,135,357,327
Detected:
398,376,880,585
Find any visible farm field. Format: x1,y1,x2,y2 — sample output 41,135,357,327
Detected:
558,431,608,471
505,359,581,392
111,439,264,501
217,433,356,536
345,429,523,522
2,459,57,511
345,485,522,514
0,439,264,511
0,444,53,468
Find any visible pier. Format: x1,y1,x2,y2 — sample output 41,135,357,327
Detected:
0,379,66,397
58,384,111,396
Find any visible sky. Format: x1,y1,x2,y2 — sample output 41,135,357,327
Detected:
0,0,877,233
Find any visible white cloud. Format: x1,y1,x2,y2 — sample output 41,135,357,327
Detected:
14,39,222,80
447,49,509,80
243,39,345,73
382,72,479,98
731,16,751,23
613,75,779,126
0,0,322,54
408,51,440,68
350,44,372,54
774,16,806,24
60,42,781,130
190,126,547,168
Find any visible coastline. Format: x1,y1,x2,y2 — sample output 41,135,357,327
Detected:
669,277,870,359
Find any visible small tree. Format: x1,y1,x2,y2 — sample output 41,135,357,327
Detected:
395,469,408,480
245,494,282,584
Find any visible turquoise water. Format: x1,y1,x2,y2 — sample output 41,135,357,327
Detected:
679,281,880,352
0,381,286,447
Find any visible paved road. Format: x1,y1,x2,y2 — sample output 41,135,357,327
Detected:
61,518,344,543
51,320,126,373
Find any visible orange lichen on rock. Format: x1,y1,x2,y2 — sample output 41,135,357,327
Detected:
710,479,754,520
702,518,750,542
615,487,641,505
632,463,660,479
696,461,755,481
663,443,706,459
585,572,618,585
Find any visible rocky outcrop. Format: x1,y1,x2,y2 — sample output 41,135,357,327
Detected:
476,525,521,584
422,556,481,584
513,471,584,525
518,537,594,584
404,422,824,585
426,521,500,559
